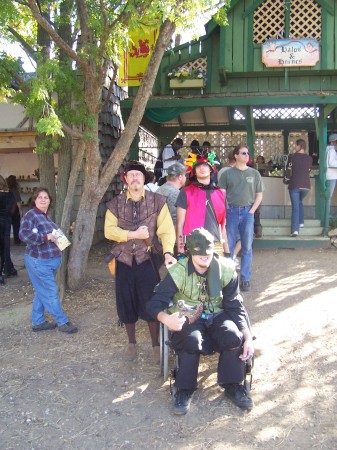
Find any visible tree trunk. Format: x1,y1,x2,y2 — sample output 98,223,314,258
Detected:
55,134,72,224
54,0,75,299
58,140,85,297
67,131,101,290
55,134,73,300
67,20,176,290
37,142,56,220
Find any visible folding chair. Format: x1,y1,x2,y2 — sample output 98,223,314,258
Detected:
159,322,170,381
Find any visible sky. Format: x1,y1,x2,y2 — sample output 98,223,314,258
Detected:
0,40,36,72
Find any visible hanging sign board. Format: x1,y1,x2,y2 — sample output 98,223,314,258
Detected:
262,38,320,68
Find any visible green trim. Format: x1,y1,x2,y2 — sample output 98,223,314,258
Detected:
223,69,337,78
242,0,265,18
122,94,337,109
219,26,226,71
316,0,334,15
321,8,328,69
246,106,255,155
229,0,242,11
324,104,337,118
317,109,329,234
247,14,254,71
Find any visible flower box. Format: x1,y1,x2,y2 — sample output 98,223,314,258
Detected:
169,79,205,89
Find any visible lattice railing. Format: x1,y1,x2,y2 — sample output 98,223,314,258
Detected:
253,107,319,120
253,0,321,44
138,126,159,168
176,131,309,165
234,107,319,120
175,57,207,74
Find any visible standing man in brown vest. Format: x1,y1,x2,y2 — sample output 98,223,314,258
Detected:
104,161,176,362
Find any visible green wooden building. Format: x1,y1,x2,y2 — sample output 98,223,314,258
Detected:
121,0,337,245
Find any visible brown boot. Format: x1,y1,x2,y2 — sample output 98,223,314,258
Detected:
125,343,137,361
152,345,160,365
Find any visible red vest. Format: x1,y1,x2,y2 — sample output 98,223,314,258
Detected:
183,184,226,236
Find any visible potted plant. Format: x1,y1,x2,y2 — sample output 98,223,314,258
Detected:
168,67,206,89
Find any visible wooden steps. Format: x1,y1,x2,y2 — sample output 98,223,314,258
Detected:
253,219,331,249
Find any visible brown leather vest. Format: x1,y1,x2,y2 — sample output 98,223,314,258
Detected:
106,190,166,267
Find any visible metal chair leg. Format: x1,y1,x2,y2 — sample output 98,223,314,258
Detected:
159,323,169,381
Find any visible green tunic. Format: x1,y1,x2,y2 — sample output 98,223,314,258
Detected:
167,255,236,315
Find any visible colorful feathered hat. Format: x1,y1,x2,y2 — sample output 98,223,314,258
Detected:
185,151,220,178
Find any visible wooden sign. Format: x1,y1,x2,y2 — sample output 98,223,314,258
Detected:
262,38,319,68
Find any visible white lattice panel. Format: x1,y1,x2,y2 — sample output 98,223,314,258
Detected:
253,0,321,44
254,0,285,44
177,57,207,73
290,0,321,39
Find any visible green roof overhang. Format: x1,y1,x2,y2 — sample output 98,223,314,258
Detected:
122,94,337,110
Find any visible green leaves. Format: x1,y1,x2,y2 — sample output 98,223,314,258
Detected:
0,0,229,156
36,111,64,138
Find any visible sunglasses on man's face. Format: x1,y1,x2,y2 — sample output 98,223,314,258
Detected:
239,152,249,156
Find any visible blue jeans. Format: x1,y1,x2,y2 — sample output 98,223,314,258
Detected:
25,254,69,326
328,179,337,199
289,188,309,233
226,206,254,282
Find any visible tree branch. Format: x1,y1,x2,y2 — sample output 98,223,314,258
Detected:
7,26,37,61
60,121,85,139
27,0,92,79
98,19,176,195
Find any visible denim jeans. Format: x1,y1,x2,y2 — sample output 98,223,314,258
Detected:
328,179,337,199
226,206,254,282
24,254,69,326
289,188,309,233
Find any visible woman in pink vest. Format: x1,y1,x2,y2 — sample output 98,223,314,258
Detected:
176,152,229,257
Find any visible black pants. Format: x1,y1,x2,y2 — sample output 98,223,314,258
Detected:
0,220,15,275
171,312,245,390
12,207,21,243
115,258,160,323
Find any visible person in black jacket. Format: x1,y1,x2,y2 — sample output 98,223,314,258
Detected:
146,228,254,415
0,175,17,284
6,175,23,245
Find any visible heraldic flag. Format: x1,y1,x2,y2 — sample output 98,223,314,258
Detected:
119,27,159,87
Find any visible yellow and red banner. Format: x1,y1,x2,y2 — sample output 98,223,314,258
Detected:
119,28,159,87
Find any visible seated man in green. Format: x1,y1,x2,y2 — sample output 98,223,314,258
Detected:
146,228,254,415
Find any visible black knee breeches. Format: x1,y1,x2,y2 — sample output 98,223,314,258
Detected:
171,314,245,390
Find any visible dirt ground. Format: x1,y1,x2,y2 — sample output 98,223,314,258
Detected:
1,242,337,450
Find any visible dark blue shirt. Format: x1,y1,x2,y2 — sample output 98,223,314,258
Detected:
19,207,62,259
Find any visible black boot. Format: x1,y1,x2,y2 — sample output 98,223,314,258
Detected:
224,383,253,410
173,388,194,415
4,267,18,277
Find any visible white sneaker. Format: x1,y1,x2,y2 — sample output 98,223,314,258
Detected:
291,231,299,237
300,224,304,228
